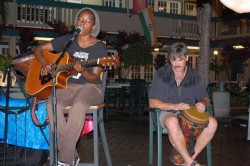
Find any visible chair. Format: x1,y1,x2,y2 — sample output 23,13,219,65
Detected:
50,70,112,166
149,106,213,166
114,78,130,111
129,79,148,119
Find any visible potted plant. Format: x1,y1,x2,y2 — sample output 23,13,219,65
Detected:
121,42,152,78
0,54,14,87
209,57,230,118
122,42,152,66
209,57,225,89
0,54,12,71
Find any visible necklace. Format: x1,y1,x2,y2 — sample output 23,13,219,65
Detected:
174,67,187,86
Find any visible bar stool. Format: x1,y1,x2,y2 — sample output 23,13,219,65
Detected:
149,106,213,166
49,71,112,166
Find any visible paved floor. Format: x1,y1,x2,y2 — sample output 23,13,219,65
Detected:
74,108,250,166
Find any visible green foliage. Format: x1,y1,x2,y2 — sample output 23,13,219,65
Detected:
106,31,145,55
0,55,12,71
209,58,225,74
0,0,8,38
228,87,249,106
121,42,152,66
47,20,73,37
18,29,38,54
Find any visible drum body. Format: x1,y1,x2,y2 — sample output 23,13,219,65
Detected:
0,70,16,87
169,106,209,165
11,53,34,77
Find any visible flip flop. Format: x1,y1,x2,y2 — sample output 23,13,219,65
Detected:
191,160,199,166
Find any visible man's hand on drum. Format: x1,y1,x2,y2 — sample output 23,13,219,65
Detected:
195,102,206,113
175,103,190,111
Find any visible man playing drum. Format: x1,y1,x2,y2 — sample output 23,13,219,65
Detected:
149,42,217,166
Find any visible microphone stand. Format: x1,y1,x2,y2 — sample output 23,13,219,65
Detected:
47,33,79,166
2,67,11,166
1,66,31,166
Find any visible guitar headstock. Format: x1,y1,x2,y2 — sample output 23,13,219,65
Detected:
98,56,120,68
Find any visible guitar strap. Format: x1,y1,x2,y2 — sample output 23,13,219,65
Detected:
30,97,49,127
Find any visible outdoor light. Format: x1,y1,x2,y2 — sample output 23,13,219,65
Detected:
220,0,250,13
34,37,54,41
213,50,218,56
187,46,199,50
154,48,159,52
233,45,244,49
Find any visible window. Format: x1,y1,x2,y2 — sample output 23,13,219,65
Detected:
0,46,9,55
105,0,115,7
170,2,179,14
185,3,197,16
130,66,141,79
143,64,154,83
146,0,155,8
158,1,167,13
17,4,56,24
166,1,180,14
66,0,81,4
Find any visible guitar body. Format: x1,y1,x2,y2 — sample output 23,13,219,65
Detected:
25,51,76,99
25,51,120,99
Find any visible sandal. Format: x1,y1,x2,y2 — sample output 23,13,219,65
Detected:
191,160,199,166
169,148,184,165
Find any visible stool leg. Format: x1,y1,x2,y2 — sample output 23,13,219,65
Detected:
156,111,162,166
49,125,55,166
149,111,154,165
93,111,99,166
99,109,112,166
206,142,212,166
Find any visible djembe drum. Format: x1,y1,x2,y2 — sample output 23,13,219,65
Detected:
11,53,34,77
169,106,209,165
11,53,48,126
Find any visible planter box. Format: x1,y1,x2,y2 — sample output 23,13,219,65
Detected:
213,91,230,118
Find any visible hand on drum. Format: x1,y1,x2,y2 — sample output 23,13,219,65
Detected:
176,103,190,111
195,102,206,113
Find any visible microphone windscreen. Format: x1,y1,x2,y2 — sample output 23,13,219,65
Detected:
76,26,83,33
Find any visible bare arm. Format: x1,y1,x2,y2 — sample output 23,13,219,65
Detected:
74,63,103,83
149,98,190,111
34,42,102,83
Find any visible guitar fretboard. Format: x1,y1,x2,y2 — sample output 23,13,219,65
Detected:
56,59,99,72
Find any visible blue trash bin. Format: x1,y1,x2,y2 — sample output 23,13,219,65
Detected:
219,81,225,91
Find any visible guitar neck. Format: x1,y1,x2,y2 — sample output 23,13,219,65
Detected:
56,59,99,72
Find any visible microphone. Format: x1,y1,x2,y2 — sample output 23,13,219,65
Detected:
73,26,83,36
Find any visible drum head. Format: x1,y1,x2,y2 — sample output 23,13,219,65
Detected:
11,54,34,77
182,106,209,126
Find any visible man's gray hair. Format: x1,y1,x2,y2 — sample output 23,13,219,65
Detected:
168,42,189,60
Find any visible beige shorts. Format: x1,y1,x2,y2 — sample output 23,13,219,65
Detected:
160,110,180,128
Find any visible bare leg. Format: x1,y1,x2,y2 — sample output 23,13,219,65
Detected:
164,116,201,166
192,116,218,160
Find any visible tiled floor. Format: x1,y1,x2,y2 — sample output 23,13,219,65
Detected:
74,109,250,166
1,108,250,166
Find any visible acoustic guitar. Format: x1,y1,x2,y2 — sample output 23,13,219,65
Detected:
25,51,120,99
